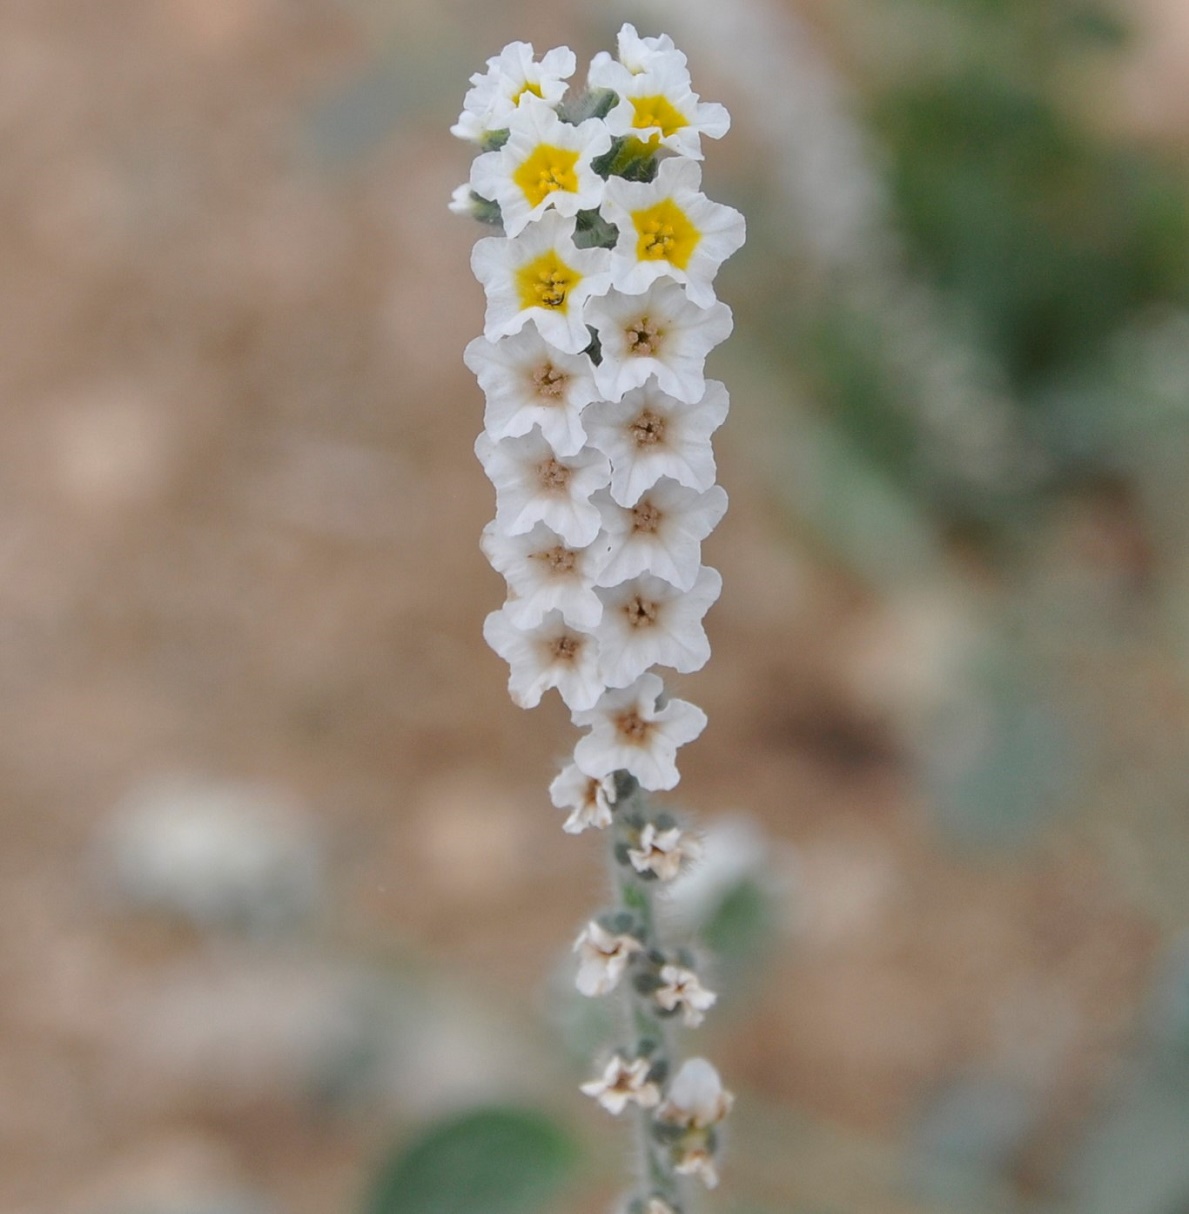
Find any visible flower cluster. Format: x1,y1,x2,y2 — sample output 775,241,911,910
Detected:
454,24,741,1208
455,24,742,806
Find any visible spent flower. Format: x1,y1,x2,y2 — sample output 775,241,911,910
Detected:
549,763,617,833
655,963,717,1027
580,1053,661,1114
628,823,702,882
573,919,644,996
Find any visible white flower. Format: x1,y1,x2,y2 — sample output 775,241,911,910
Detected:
471,99,612,238
657,1057,735,1129
465,329,600,457
483,607,604,711
472,211,612,355
603,157,746,308
601,55,730,161
452,41,575,143
595,566,722,690
475,430,609,547
572,673,707,791
580,1054,660,1114
583,381,729,507
586,282,733,404
655,963,717,1027
588,23,687,85
594,480,728,591
549,763,616,833
481,521,608,631
573,920,643,996
673,1145,719,1190
628,823,702,883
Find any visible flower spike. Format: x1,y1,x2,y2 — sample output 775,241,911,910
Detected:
454,26,741,1207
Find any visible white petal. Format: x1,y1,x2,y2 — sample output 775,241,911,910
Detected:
583,380,729,507
595,566,721,688
470,99,612,237
483,608,603,711
595,481,727,591
572,674,707,791
466,330,599,456
586,283,733,405
476,430,610,547
472,212,612,355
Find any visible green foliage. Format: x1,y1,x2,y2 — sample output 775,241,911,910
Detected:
363,1107,579,1214
874,68,1189,392
923,640,1077,848
701,878,774,964
801,297,925,490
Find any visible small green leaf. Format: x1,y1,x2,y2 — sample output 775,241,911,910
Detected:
364,1107,578,1214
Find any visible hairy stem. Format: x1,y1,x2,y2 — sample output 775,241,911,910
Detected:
611,772,684,1209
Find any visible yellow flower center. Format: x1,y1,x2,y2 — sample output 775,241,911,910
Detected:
516,250,580,312
511,80,543,105
629,95,688,138
633,199,700,269
513,143,581,207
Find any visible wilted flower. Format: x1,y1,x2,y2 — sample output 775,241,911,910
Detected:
580,1053,661,1113
573,920,643,996
655,963,717,1027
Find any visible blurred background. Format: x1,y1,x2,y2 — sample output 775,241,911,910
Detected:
4,0,1189,1211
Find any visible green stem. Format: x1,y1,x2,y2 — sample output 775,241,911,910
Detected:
610,772,684,1210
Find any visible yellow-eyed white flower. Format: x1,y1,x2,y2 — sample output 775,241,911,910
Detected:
599,55,729,161
472,211,612,355
452,42,575,144
603,157,745,308
471,98,612,237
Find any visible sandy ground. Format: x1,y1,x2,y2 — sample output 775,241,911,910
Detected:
0,1,1185,1211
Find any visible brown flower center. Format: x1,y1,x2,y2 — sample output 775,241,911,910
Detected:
623,595,659,628
532,362,569,401
631,499,662,533
538,458,571,490
550,633,582,663
629,408,665,446
625,316,662,356
615,708,652,742
534,544,577,573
